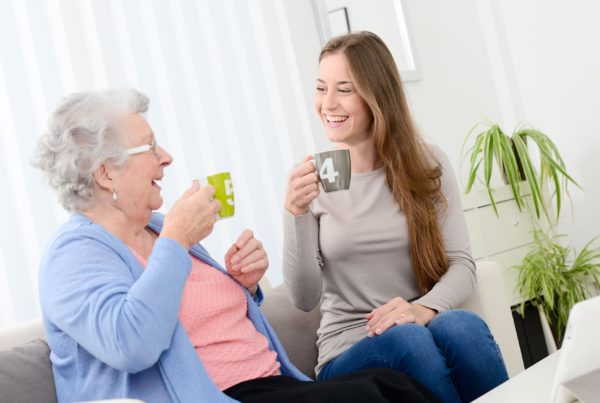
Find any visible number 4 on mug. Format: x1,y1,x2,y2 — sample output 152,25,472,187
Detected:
319,157,339,184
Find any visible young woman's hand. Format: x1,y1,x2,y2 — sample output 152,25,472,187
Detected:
365,297,437,337
225,229,269,295
284,156,320,216
161,182,221,250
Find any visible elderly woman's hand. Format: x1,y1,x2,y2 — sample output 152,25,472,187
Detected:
161,182,221,250
225,230,269,295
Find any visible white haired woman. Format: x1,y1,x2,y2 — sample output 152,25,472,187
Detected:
33,88,440,403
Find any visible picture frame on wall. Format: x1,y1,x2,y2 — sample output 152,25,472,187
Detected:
312,0,421,82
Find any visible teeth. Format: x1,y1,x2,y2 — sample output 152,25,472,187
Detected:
326,115,348,122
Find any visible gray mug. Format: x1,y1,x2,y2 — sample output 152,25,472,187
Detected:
313,149,351,192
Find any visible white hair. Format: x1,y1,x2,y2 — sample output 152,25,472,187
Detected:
32,88,149,211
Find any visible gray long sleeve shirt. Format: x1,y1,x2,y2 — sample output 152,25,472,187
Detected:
282,145,476,375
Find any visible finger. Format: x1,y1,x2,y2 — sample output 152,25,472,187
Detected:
235,229,254,249
295,190,319,208
235,249,265,269
209,199,222,215
373,318,396,336
294,172,319,189
291,160,317,179
239,259,268,274
395,311,412,324
225,243,239,265
232,238,261,264
367,303,396,324
368,310,396,333
181,180,201,198
198,184,216,198
294,180,319,197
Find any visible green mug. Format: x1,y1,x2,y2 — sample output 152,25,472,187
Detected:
204,171,235,219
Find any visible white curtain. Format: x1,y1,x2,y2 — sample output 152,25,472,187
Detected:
0,0,316,328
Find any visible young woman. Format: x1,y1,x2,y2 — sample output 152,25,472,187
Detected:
283,31,508,403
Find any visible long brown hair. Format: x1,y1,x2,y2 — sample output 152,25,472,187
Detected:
320,31,448,293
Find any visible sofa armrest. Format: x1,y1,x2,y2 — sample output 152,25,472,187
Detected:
0,319,45,349
459,260,524,377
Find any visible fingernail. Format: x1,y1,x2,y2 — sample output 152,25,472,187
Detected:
375,328,382,335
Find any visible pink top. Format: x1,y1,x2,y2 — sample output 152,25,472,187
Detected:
131,249,280,390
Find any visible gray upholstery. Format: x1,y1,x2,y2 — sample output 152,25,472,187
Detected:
260,284,321,379
0,339,57,403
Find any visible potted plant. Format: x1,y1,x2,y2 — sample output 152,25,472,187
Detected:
461,119,599,351
461,120,580,224
515,228,600,346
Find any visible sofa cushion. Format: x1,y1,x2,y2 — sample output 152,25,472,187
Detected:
0,339,57,403
261,285,321,379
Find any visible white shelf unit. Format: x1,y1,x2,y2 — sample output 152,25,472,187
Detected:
461,183,558,374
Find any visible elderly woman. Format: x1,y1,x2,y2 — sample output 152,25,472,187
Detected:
33,88,440,403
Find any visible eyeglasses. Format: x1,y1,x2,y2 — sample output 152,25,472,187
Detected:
126,138,158,156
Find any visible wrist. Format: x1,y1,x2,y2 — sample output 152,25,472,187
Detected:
284,203,308,216
414,304,437,323
159,231,190,250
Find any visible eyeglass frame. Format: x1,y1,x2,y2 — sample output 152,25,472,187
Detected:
126,138,158,156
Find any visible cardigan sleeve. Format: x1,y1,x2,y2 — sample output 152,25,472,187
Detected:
40,232,191,373
413,146,476,312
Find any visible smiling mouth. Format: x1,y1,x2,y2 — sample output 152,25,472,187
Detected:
325,114,349,123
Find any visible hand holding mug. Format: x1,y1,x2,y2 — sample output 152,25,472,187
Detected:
162,181,222,250
284,156,320,216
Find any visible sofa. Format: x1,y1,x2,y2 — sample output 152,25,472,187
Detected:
0,261,521,402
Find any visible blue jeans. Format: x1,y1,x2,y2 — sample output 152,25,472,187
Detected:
317,310,508,403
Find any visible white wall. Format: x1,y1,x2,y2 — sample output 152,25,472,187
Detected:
495,0,600,250
294,0,600,253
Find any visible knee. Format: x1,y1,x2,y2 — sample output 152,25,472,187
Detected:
376,324,439,359
380,323,432,346
428,309,492,344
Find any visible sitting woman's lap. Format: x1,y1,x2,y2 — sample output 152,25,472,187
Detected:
318,309,508,403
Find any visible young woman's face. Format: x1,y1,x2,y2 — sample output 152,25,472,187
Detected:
315,52,373,146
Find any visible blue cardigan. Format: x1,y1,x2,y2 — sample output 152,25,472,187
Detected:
39,212,309,403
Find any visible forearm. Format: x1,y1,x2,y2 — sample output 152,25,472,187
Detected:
414,251,475,312
43,236,192,372
282,209,323,311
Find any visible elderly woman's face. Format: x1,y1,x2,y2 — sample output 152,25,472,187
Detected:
113,114,172,217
